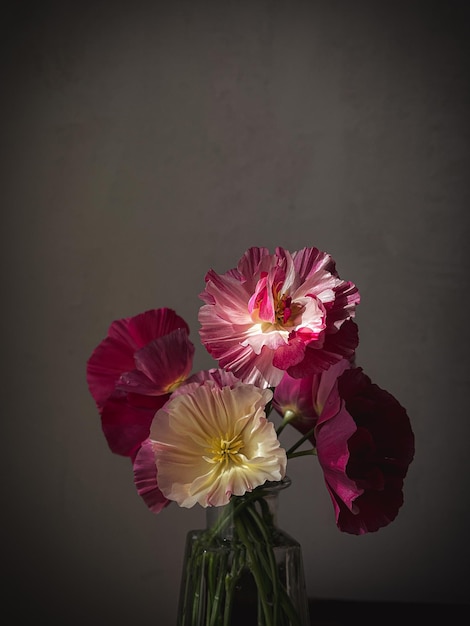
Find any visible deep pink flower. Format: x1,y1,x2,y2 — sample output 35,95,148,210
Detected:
273,360,415,534
273,361,361,518
86,308,195,459
334,367,415,534
272,359,351,443
198,246,360,388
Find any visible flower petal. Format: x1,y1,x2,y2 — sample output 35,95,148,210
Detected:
133,439,171,514
101,390,167,458
117,328,195,395
316,403,361,515
87,308,189,409
287,320,359,377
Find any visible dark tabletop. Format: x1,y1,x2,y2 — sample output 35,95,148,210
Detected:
307,599,465,625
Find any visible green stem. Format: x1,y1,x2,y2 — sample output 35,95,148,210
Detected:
234,514,273,625
245,504,280,625
276,409,297,436
192,549,207,625
286,427,315,456
288,449,317,459
223,544,245,625
178,487,304,626
208,551,229,626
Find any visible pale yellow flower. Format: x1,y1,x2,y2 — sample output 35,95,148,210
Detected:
150,380,287,508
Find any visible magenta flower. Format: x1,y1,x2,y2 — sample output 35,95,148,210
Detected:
86,308,195,459
273,360,415,534
273,361,361,520
272,359,351,443
198,246,360,388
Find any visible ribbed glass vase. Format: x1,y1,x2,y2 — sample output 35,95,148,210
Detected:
176,477,310,626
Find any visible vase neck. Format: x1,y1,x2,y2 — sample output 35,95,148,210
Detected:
205,477,291,538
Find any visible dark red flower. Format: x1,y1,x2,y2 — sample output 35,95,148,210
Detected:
333,367,415,534
273,360,415,534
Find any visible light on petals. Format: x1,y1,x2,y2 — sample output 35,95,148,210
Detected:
150,381,287,508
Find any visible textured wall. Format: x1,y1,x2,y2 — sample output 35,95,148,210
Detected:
3,1,469,623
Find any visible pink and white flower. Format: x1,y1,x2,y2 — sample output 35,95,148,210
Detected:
198,246,360,388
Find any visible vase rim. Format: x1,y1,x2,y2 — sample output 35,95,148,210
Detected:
259,475,291,492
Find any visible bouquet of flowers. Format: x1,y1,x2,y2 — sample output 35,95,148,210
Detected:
86,246,415,626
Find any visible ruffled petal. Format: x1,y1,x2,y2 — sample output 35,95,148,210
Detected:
199,247,360,386
272,335,306,370
286,320,359,377
150,382,285,508
133,439,171,514
291,246,337,281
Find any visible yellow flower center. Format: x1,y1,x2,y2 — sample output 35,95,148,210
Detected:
209,432,245,466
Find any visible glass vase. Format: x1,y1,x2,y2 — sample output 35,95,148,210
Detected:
176,477,310,626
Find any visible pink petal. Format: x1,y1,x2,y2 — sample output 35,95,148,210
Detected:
248,273,275,321
133,440,171,514
286,320,359,377
291,247,336,281
219,343,284,387
316,404,360,513
328,281,361,328
117,328,195,395
272,372,319,439
273,373,316,418
315,359,351,418
200,271,253,323
272,336,306,369
236,246,271,279
110,308,190,349
185,368,240,388
87,308,189,409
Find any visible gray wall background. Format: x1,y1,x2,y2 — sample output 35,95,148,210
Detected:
3,1,469,623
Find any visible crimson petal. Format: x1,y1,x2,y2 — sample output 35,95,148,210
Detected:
86,308,190,409
100,391,168,458
117,328,195,396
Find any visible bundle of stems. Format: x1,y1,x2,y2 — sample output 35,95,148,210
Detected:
177,484,304,626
